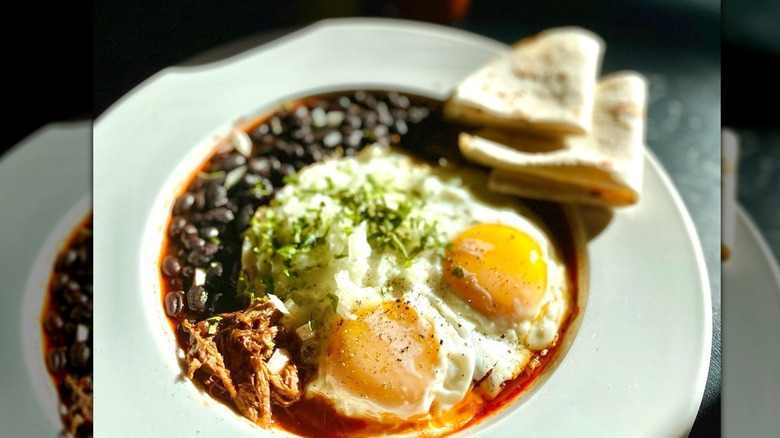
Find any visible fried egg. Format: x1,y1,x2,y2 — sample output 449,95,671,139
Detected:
241,145,572,425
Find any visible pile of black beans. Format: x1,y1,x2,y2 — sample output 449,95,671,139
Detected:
43,213,93,437
162,90,440,322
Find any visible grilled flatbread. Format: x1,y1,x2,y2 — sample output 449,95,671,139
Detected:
444,27,605,137
462,71,648,207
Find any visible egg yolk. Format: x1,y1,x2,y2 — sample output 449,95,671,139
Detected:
444,223,547,322
323,300,440,414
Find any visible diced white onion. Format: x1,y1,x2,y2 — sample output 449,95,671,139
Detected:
296,323,315,342
76,323,89,343
231,129,253,157
194,268,207,286
266,348,291,375
267,293,290,315
224,164,247,190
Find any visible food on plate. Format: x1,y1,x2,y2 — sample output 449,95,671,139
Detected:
444,27,647,208
721,129,739,260
42,213,93,438
444,26,605,137
160,90,582,436
462,72,648,207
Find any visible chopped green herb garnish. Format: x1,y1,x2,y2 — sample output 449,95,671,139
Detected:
327,293,340,312
452,266,465,278
198,170,226,180
262,275,275,295
205,316,223,335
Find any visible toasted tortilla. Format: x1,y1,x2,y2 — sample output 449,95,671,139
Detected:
444,27,605,137
461,71,647,207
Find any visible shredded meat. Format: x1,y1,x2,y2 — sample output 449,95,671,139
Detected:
182,301,301,427
61,375,93,437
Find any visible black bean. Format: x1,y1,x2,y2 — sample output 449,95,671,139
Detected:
182,233,205,250
206,184,228,208
326,111,345,127
70,305,91,323
47,347,67,374
362,111,378,128
202,242,219,257
207,262,224,279
69,342,91,369
200,226,219,240
248,157,272,177
187,248,212,267
394,94,410,109
323,131,342,148
254,123,269,136
409,106,430,123
292,143,306,158
345,130,363,148
393,119,409,135
203,207,235,224
311,107,327,128
268,156,282,171
221,153,246,171
181,265,195,278
169,276,184,292
52,272,70,292
278,163,296,177
63,321,76,335
77,246,90,265
162,255,182,277
306,145,324,162
236,205,256,231
344,114,362,129
57,249,78,269
164,290,185,317
174,193,195,215
44,311,65,333
338,96,351,109
193,190,207,210
294,105,309,119
64,283,87,306
291,126,312,142
187,285,208,313
269,117,283,135
373,125,389,138
376,101,394,126
168,216,187,237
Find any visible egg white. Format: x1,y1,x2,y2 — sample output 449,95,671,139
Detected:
241,145,572,421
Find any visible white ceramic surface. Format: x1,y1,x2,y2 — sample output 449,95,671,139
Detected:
0,121,91,436
93,18,711,438
723,207,780,438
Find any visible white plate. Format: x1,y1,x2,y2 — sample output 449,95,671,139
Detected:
93,18,711,438
723,207,780,437
0,121,91,436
